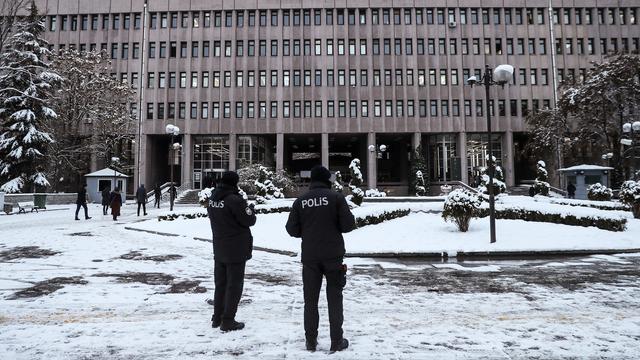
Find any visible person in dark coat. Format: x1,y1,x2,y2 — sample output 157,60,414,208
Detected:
75,184,91,220
101,186,111,215
110,187,122,221
285,165,355,353
153,183,161,208
529,185,536,197
136,184,148,216
207,171,256,332
567,182,576,199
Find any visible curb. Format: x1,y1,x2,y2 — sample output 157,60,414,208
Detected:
193,237,298,257
124,227,182,237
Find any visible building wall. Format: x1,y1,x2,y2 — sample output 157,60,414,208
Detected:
32,0,640,190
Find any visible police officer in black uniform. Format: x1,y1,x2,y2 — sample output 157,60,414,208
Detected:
285,165,356,352
207,171,256,332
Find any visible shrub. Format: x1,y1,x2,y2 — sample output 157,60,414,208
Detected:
620,180,640,219
587,183,613,201
409,145,428,196
442,189,482,232
237,164,296,197
533,160,550,196
365,188,386,197
477,156,506,195
347,159,364,206
415,170,427,196
332,171,344,193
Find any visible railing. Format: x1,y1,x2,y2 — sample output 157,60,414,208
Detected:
142,182,191,204
448,181,480,193
549,185,567,197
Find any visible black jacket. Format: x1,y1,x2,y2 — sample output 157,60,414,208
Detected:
136,186,147,203
207,184,257,263
101,189,110,205
286,182,356,263
76,189,87,204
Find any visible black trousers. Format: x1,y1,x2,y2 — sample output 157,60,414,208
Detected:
137,202,146,216
213,261,246,321
75,203,88,219
154,197,160,208
303,260,345,343
102,205,109,215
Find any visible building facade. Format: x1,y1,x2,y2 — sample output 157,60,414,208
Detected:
34,0,640,194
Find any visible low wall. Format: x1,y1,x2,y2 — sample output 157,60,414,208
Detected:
3,193,77,205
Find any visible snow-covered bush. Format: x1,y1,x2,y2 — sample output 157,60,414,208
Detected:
587,183,613,201
442,189,482,232
477,156,506,195
237,164,294,199
365,188,386,197
533,160,550,196
347,159,364,206
415,170,427,196
619,180,640,218
332,171,344,193
198,187,213,207
355,208,410,228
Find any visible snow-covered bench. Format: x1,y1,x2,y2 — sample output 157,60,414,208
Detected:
17,201,38,214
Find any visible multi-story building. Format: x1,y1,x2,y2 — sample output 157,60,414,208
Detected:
35,0,640,194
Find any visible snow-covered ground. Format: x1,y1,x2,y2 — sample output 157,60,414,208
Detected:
1,203,640,359
129,198,640,256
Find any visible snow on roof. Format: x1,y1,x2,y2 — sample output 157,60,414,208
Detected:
84,168,130,178
558,164,613,172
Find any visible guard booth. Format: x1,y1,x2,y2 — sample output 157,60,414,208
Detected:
84,168,129,204
558,164,613,200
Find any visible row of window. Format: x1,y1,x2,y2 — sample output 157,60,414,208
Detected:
57,36,640,61
140,67,564,89
48,7,639,32
144,98,552,120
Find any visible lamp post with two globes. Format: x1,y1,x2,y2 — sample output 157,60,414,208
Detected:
165,124,181,211
466,64,514,244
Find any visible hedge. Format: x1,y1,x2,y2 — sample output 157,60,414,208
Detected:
355,209,411,228
546,199,629,212
477,208,627,232
157,207,411,228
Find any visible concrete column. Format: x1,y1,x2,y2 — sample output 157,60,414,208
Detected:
134,134,148,189
504,131,515,187
276,133,284,171
181,134,193,188
367,132,376,190
321,133,329,168
412,132,421,150
228,133,237,171
459,132,468,184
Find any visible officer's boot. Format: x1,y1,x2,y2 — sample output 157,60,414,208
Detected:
329,338,349,353
220,320,245,332
305,338,317,352
211,314,221,328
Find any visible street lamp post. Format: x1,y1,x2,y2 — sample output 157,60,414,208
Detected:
368,144,387,184
621,121,640,178
467,64,514,244
165,124,181,211
111,156,120,190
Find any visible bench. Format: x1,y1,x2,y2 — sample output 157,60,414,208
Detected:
17,201,38,214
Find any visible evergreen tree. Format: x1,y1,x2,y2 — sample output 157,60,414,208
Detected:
348,158,364,205
533,160,550,196
0,2,61,192
332,170,344,193
409,144,429,196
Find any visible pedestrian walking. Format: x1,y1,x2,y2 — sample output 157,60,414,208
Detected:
285,165,355,353
75,184,91,220
101,186,111,215
567,182,576,199
207,171,256,332
110,187,122,221
153,183,161,208
136,184,148,216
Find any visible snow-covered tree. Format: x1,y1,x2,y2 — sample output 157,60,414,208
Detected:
0,0,29,52
332,170,344,193
238,163,295,197
526,55,640,187
415,170,427,196
533,160,550,196
346,158,364,205
45,49,136,192
442,188,482,232
409,144,428,196
365,188,386,197
619,180,640,218
0,3,61,192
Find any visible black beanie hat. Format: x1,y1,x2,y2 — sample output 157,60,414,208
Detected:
221,171,240,187
310,165,331,184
